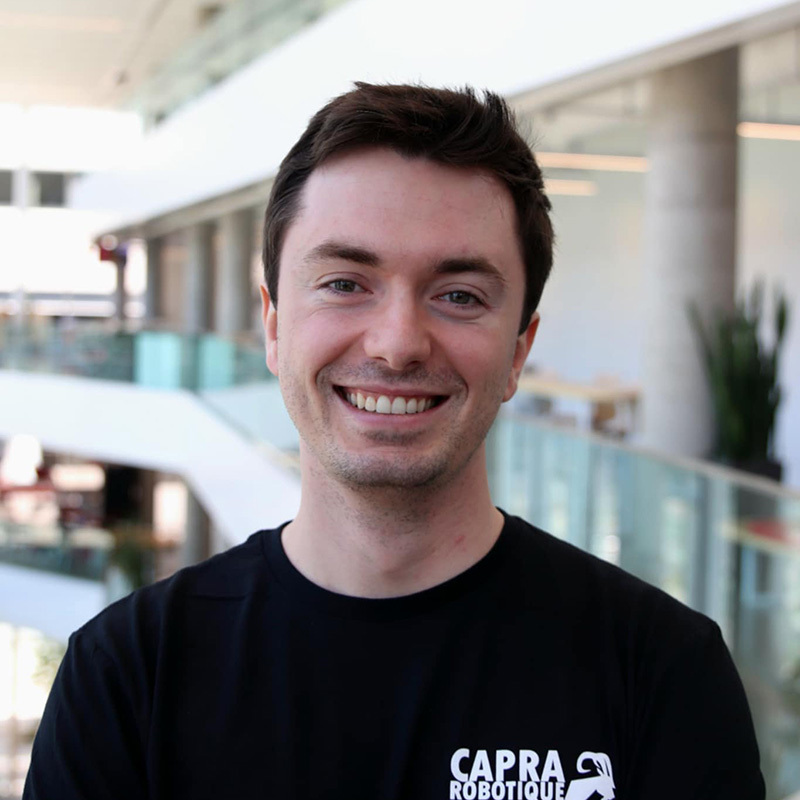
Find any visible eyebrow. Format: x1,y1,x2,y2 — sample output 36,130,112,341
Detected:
304,240,380,267
303,239,508,287
433,257,509,288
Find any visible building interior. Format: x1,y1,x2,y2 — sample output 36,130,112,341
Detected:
1,0,800,797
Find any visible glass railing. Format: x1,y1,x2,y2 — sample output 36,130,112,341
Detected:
4,318,800,797
0,521,111,582
487,412,800,800
0,320,136,382
0,320,266,389
0,320,300,456
0,518,177,610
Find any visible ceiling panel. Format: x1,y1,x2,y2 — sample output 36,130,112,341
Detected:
0,0,237,107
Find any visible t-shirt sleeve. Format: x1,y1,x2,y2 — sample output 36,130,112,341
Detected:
22,628,149,800
625,620,765,799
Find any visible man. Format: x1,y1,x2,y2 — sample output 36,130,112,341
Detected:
25,83,763,799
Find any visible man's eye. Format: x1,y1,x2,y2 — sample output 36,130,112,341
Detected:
442,290,479,306
325,279,361,293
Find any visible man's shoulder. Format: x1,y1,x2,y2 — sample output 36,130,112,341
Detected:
71,527,280,653
502,511,720,650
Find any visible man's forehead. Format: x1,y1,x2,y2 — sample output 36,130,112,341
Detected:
291,147,519,241
304,146,510,197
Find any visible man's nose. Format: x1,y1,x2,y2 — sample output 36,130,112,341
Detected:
362,292,432,370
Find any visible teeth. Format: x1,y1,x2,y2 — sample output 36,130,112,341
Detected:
343,391,436,415
376,396,392,414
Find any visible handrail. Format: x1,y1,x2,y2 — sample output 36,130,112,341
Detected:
501,408,800,502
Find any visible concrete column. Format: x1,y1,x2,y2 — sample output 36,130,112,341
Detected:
184,223,215,333
12,167,29,209
113,258,127,321
182,488,211,567
215,208,254,335
144,237,163,323
641,48,739,458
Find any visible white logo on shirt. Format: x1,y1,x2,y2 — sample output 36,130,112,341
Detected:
564,752,615,800
449,748,615,800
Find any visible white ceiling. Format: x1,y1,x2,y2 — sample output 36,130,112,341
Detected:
0,0,237,107
3,0,798,151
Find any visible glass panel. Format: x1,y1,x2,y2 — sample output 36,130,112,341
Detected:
487,412,800,799
31,172,66,208
729,491,800,800
134,331,186,388
0,521,111,582
198,335,236,390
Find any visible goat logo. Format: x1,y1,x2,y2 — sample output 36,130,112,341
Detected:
564,752,615,800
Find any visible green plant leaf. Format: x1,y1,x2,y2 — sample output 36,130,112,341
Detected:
686,280,789,465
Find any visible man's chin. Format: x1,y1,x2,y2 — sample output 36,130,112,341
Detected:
323,453,451,491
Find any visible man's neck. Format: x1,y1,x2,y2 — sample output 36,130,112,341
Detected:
282,449,504,598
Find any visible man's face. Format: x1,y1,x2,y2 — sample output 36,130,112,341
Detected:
262,147,539,490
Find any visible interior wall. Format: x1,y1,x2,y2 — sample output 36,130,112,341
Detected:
738,136,800,488
531,170,646,385
530,139,799,488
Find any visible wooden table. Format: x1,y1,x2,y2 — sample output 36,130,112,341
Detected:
516,373,641,436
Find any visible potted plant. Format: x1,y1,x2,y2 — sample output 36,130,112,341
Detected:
688,280,790,481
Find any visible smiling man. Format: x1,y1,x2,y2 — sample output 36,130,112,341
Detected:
263,144,538,598
25,84,763,800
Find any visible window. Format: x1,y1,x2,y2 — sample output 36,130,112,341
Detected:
31,172,68,207
0,171,12,205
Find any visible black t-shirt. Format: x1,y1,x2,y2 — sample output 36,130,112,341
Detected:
24,512,764,799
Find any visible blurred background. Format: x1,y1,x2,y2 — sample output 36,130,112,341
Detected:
1,0,799,797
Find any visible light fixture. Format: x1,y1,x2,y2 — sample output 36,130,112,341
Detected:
537,119,800,180
538,152,648,172
544,179,598,196
737,122,800,141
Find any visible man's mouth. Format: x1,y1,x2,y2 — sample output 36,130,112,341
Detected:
336,387,445,415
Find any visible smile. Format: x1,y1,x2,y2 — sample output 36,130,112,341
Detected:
337,388,443,415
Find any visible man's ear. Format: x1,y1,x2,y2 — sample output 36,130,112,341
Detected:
259,283,279,377
503,311,540,402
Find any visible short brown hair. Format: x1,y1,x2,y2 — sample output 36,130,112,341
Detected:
262,82,553,334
